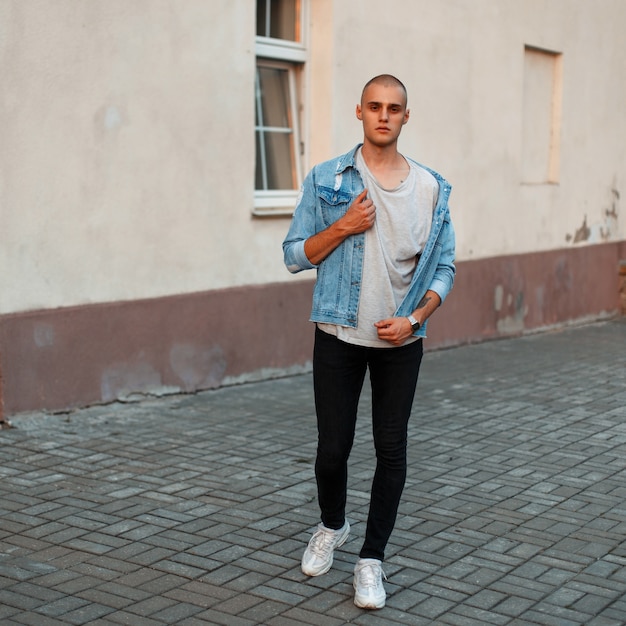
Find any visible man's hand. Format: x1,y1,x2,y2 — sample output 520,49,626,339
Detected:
374,317,413,346
340,189,376,235
304,189,375,266
375,291,441,346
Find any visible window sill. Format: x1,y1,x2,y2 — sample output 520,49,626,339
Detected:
253,190,298,217
256,37,307,63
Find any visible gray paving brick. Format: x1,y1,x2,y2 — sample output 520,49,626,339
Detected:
150,559,208,579
414,595,457,619
9,614,70,626
126,546,178,566
1,319,624,624
0,605,21,621
493,594,537,617
76,587,135,611
386,588,428,611
464,588,508,610
522,606,592,625
97,610,165,625
0,588,46,611
123,595,178,617
33,595,91,617
155,602,205,623
78,554,143,575
59,602,116,624
94,581,152,602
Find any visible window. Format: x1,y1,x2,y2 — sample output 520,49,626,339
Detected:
257,0,299,41
255,61,300,191
254,0,306,215
522,46,563,184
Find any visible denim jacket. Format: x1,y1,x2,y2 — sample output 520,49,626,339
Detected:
283,144,456,338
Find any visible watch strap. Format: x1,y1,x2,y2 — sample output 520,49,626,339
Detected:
408,315,421,332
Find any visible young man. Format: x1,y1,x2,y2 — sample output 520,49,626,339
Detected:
283,74,456,609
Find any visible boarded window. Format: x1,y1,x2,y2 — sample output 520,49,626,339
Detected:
522,46,563,184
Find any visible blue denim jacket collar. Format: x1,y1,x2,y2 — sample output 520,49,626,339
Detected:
335,146,358,174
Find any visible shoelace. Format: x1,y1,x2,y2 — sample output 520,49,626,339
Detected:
309,528,336,557
355,562,387,588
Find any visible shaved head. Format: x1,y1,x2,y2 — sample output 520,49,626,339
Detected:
361,74,408,107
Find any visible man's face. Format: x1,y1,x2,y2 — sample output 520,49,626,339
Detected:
356,83,409,147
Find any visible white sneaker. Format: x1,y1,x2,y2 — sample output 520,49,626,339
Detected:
353,558,386,609
301,521,350,576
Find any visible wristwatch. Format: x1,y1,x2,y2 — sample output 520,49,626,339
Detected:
407,315,421,333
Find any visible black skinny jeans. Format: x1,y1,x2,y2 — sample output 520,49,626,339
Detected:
313,326,423,561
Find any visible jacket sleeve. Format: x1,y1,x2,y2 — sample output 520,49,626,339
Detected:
428,214,456,303
282,169,318,274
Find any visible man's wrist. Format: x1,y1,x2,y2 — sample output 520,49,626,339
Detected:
407,315,421,333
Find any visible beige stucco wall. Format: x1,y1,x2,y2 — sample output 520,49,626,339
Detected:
323,0,625,262
1,0,624,316
1,0,267,315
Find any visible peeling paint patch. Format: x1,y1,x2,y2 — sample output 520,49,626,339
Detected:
494,285,504,311
554,257,573,292
496,311,527,334
597,188,620,241
170,343,227,392
495,290,528,334
94,103,128,137
104,106,122,130
33,324,55,348
101,360,162,403
535,285,545,311
572,215,591,243
566,186,620,244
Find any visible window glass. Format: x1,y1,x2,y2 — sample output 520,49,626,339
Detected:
256,0,298,41
255,64,296,190
256,65,291,128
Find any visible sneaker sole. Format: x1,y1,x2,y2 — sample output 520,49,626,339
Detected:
354,594,385,610
301,524,350,577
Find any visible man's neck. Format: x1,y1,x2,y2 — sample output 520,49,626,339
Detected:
361,141,402,169
360,142,409,189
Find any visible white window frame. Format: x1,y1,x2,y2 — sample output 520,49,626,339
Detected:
253,2,308,217
255,59,302,211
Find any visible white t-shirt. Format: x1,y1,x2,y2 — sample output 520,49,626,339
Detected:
318,148,437,347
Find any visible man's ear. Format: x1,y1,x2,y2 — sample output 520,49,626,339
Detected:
403,108,410,125
356,104,363,120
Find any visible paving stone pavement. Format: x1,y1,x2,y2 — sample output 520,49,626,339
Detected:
0,318,625,626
